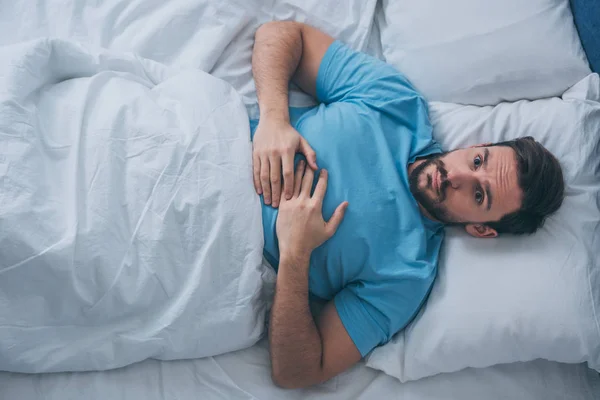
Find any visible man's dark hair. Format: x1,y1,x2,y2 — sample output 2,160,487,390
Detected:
486,136,565,235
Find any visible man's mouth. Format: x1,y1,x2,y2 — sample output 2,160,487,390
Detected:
433,170,440,196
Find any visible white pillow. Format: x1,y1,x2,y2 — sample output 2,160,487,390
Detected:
366,74,600,381
378,0,591,105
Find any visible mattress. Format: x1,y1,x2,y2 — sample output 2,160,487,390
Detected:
1,338,599,400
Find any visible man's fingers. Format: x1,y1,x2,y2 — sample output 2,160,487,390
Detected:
300,138,318,170
253,153,262,195
313,169,328,204
260,156,271,205
293,160,305,197
270,156,282,208
301,161,315,197
326,201,349,237
281,153,294,200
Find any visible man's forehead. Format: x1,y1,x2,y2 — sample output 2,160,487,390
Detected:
486,146,517,170
487,146,522,215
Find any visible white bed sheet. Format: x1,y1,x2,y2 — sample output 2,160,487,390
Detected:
0,0,379,119
0,0,599,398
1,338,599,400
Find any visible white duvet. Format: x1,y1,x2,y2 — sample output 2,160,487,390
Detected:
0,38,274,373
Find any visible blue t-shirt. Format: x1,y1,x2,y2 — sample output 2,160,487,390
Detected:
250,41,445,357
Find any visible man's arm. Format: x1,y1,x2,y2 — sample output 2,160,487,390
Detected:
270,161,360,389
271,254,362,389
250,22,333,207
252,21,334,119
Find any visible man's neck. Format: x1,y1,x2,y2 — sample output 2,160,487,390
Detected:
407,160,441,223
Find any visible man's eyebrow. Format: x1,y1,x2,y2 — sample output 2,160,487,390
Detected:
485,183,492,211
483,148,489,169
483,148,491,210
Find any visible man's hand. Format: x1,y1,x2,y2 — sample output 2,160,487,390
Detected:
252,119,317,208
276,160,348,258
252,21,334,207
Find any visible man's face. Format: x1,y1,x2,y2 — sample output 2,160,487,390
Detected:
409,145,523,236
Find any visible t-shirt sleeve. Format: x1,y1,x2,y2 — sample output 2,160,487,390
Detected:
316,41,417,100
316,41,434,145
334,287,388,357
334,277,434,357
317,41,414,103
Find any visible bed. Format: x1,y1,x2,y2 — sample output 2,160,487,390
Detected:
0,0,599,399
1,338,599,400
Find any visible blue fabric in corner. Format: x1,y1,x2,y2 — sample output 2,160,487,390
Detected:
570,0,600,72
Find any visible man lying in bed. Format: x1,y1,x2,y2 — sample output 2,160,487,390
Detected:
249,22,565,389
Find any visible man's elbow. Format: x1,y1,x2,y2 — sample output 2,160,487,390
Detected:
272,369,302,389
271,371,297,389
271,369,322,390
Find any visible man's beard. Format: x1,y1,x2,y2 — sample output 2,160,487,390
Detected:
409,153,456,224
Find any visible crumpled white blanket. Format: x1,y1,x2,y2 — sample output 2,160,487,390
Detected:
0,38,274,373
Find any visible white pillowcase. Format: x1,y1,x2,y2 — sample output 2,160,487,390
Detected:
378,0,591,105
366,74,600,381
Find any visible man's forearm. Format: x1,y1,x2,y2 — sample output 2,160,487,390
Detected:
269,251,323,388
252,22,303,123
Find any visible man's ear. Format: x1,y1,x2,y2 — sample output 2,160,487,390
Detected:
465,224,498,238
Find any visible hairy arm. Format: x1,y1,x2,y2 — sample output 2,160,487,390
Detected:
270,251,362,389
252,21,334,121
269,252,322,387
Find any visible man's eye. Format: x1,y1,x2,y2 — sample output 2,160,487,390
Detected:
475,190,484,205
474,155,482,169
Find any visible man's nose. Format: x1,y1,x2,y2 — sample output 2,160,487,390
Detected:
446,170,474,189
